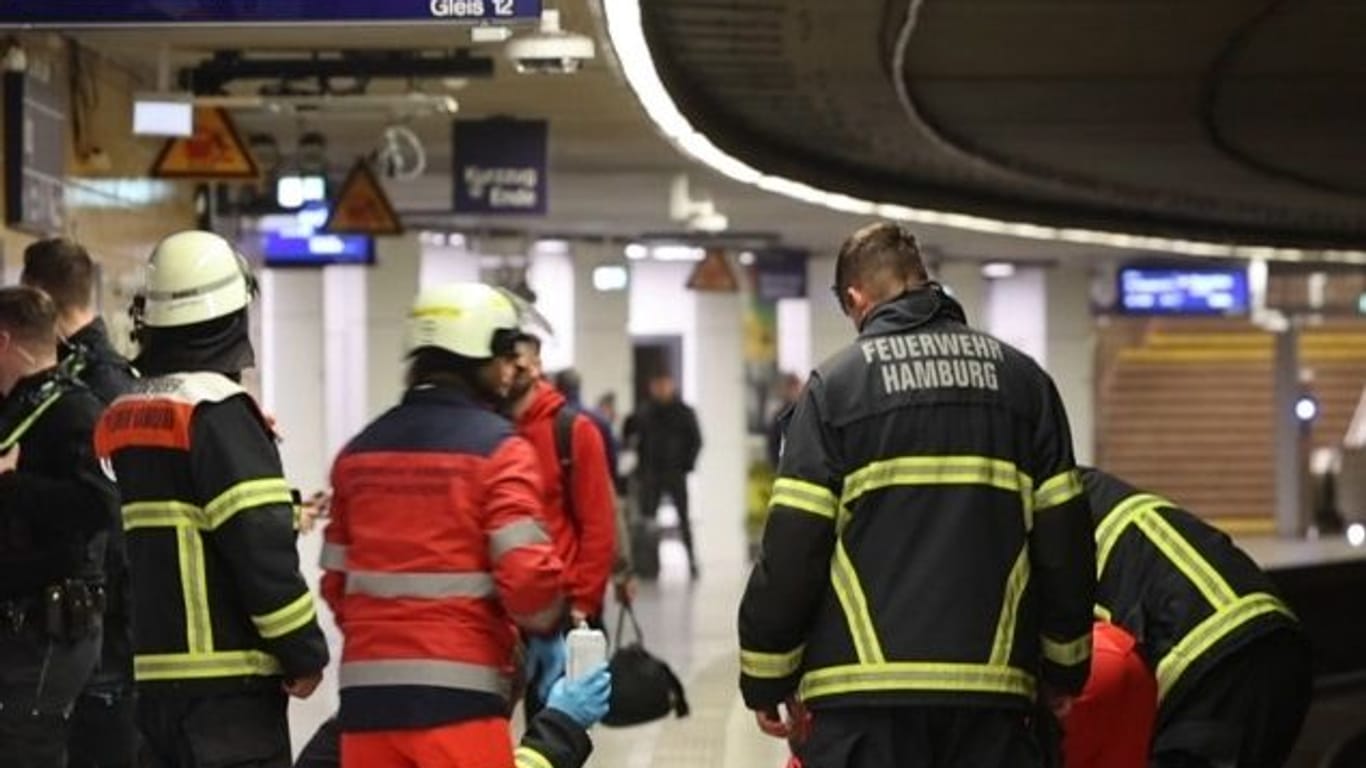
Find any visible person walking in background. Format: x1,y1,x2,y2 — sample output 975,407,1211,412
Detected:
625,374,703,579
739,222,1094,767
21,238,140,768
594,392,618,431
322,283,569,767
553,368,622,493
95,231,328,768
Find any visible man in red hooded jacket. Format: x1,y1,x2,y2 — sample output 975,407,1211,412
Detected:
507,334,617,716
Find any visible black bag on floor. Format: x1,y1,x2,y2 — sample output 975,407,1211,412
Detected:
629,517,661,581
602,603,688,727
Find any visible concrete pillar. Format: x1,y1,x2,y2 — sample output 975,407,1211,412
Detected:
1273,327,1303,537
776,298,811,377
258,267,337,755
985,267,1048,364
365,236,421,419
259,269,328,493
693,289,746,567
1045,263,1097,465
323,265,369,461
808,252,848,368
528,244,575,373
573,242,631,415
935,260,986,329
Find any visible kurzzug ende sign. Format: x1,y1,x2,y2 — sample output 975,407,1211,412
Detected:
0,0,542,25
453,119,548,216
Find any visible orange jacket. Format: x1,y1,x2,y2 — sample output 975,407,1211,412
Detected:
516,381,616,618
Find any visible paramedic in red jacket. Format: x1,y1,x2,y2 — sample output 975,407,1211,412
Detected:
321,282,567,768
507,334,616,717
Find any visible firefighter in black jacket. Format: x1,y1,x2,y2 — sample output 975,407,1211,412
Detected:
22,238,140,768
95,231,328,768
1080,467,1310,768
739,222,1095,767
0,286,121,767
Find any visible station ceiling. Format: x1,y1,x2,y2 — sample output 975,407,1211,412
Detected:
63,0,1366,260
641,0,1366,250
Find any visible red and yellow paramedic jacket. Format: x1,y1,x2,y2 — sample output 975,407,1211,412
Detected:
323,384,564,732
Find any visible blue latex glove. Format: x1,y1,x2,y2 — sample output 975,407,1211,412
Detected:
546,663,612,729
525,634,567,703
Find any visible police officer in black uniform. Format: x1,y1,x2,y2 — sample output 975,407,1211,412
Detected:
0,286,121,767
1082,467,1311,768
739,223,1095,767
22,238,139,768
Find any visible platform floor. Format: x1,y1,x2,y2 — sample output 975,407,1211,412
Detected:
288,488,1366,766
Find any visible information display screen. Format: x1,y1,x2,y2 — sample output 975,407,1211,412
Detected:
260,206,373,268
1117,265,1250,316
0,0,541,26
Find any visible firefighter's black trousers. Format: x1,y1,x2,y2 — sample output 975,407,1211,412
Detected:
1152,628,1312,768
798,705,1042,768
139,688,291,768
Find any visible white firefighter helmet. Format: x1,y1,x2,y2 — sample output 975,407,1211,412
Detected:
405,282,524,359
138,230,254,328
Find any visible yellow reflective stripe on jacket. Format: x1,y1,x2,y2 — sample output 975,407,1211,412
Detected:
204,478,294,530
1042,633,1092,667
989,546,1030,666
1094,603,1113,622
1034,469,1083,512
251,592,317,640
1155,592,1292,702
1134,511,1238,608
1095,493,1165,575
842,455,1032,506
800,662,1035,702
740,645,805,680
134,650,283,682
770,478,838,521
177,526,213,654
514,747,554,768
123,501,200,530
831,541,884,664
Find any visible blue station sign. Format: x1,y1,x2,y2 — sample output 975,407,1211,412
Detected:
0,0,542,26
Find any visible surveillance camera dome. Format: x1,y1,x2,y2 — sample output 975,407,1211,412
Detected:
505,9,595,75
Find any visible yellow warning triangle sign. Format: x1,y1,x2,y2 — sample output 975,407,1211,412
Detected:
686,248,739,292
323,160,403,236
151,107,259,180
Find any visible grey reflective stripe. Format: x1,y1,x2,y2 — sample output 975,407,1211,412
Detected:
319,543,348,571
345,571,495,599
488,519,551,561
144,271,242,301
340,659,510,698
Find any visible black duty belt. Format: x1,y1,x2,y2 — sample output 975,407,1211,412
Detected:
0,580,106,640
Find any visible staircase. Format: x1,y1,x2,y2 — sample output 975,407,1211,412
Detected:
1097,319,1366,529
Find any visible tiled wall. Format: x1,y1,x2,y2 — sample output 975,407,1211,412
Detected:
1,36,197,357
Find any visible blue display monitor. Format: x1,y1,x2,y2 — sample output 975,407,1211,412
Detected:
260,206,373,268
0,0,542,26
1117,265,1250,316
